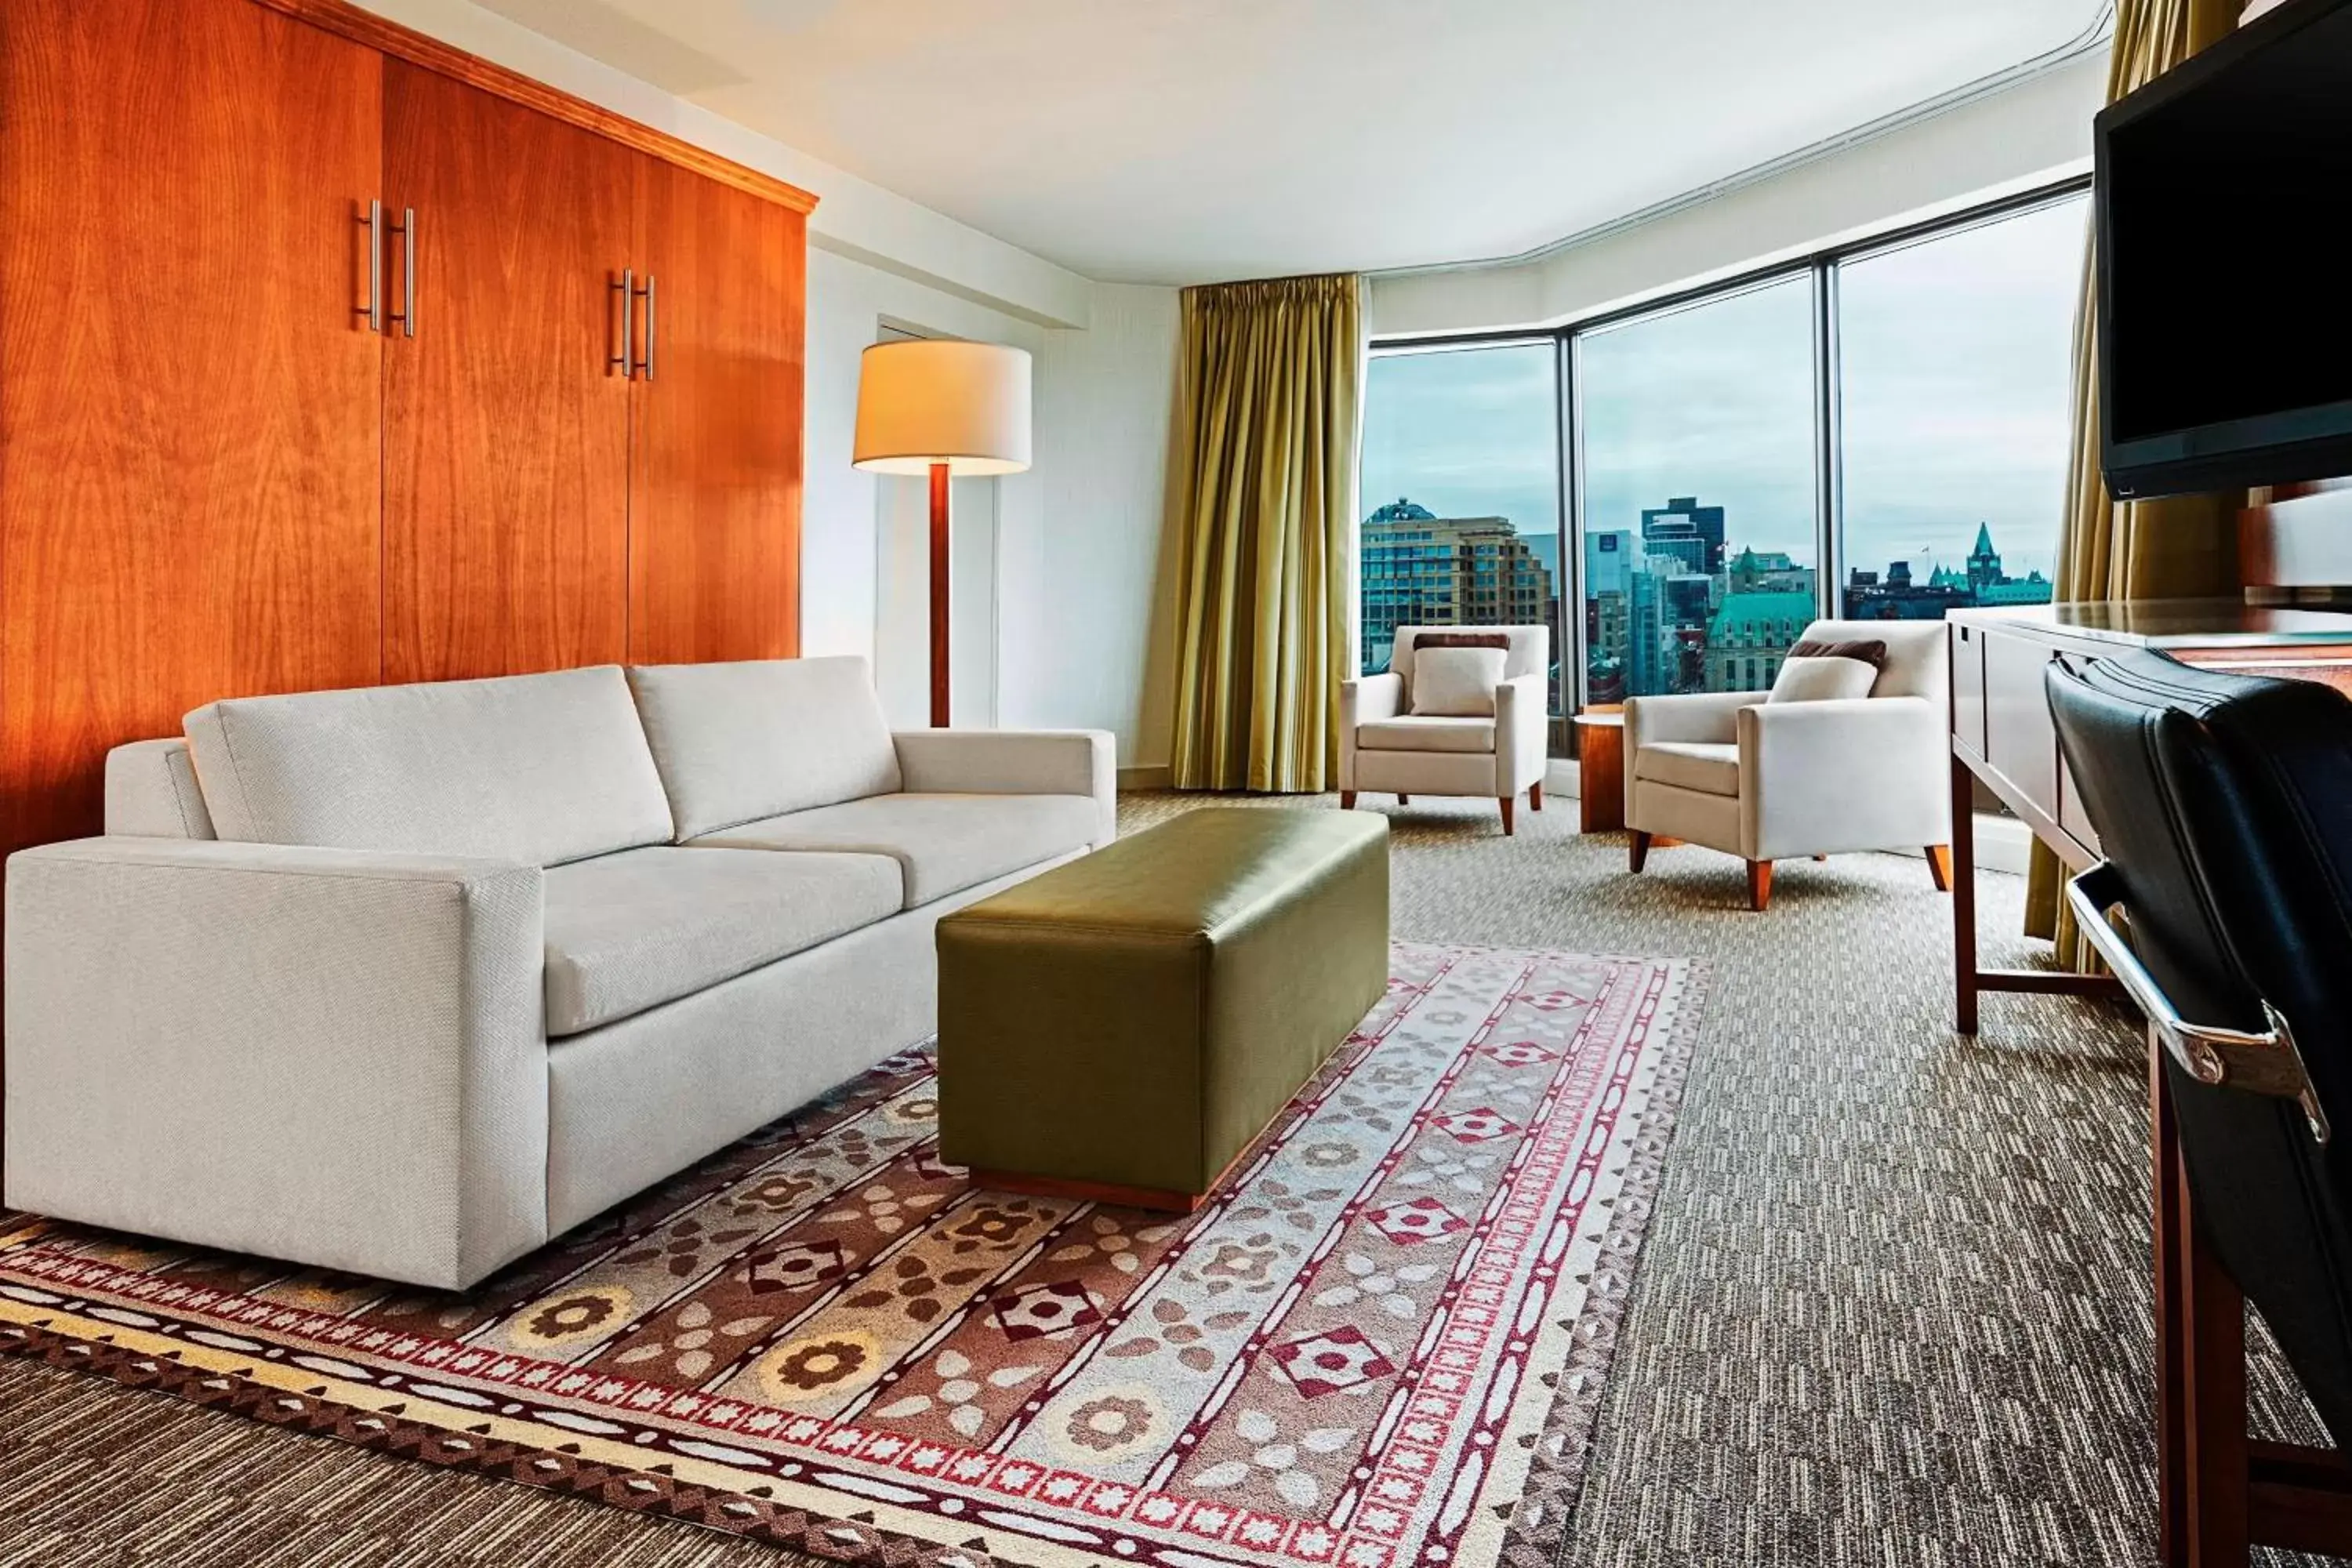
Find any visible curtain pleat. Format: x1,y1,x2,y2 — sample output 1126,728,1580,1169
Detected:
2022,0,2243,948
1169,274,1361,793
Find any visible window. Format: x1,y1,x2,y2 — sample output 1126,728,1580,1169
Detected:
1357,343,1563,710
1577,276,1819,701
1354,178,2089,731
1837,194,2085,620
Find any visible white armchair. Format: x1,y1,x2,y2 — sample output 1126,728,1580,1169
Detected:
1341,625,1551,834
1622,619,1951,909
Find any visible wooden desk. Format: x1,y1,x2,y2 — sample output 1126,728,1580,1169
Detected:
1947,599,2352,1033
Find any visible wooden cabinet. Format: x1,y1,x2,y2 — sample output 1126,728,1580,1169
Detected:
381,62,637,683
627,162,807,665
0,0,387,856
0,0,815,1137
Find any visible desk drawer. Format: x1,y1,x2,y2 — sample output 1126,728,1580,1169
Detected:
1983,631,2060,823
1951,622,1987,756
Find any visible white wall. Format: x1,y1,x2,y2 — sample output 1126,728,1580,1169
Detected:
1009,285,1185,769
1367,53,2105,338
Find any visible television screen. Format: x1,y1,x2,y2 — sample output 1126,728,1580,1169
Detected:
2097,0,2352,498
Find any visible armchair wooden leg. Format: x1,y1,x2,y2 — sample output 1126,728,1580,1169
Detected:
1926,844,1953,892
1341,790,1357,810
1748,860,1774,912
1629,830,1652,873
1530,782,1544,811
1500,796,1516,836
1812,854,1828,862
1397,793,1410,804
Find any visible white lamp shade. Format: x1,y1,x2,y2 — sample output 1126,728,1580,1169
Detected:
852,339,1033,477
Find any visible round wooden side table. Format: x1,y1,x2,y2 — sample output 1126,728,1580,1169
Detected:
1573,710,1624,833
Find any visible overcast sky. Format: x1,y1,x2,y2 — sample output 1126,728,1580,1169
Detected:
1359,193,2086,587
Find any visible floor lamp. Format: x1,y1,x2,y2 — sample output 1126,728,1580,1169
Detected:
851,339,1033,728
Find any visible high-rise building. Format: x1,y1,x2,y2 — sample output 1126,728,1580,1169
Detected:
1359,499,1556,675
1639,496,1726,575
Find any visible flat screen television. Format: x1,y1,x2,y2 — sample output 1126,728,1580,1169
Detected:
2096,0,2352,499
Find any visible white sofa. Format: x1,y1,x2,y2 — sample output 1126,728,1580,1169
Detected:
1339,625,1551,834
1621,619,1950,910
2,657,1113,1290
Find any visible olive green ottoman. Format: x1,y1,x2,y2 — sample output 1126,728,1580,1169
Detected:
937,808,1389,1211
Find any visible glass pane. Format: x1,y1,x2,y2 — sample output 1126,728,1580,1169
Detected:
1358,344,1563,713
1837,196,2084,619
1577,277,1820,701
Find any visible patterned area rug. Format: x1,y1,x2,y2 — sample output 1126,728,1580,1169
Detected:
0,942,1700,1568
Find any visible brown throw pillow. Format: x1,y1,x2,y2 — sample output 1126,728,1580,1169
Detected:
1786,637,1887,667
1411,632,1512,652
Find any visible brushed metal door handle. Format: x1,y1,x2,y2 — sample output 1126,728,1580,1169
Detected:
385,207,415,338
356,199,383,333
632,273,656,382
609,268,633,376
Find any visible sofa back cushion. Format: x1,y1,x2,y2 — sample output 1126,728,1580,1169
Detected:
184,666,673,866
626,656,903,840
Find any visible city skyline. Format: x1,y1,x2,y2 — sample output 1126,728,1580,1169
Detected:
1358,194,2085,591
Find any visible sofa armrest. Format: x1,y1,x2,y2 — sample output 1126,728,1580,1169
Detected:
2,837,546,1290
891,729,1117,846
1735,696,1950,860
1493,673,1549,794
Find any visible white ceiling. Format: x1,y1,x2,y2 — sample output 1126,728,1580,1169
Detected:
479,0,2107,286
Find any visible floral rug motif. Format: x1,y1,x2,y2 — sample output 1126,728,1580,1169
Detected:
0,942,1700,1568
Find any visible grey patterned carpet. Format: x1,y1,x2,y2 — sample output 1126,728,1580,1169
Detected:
0,790,2328,1566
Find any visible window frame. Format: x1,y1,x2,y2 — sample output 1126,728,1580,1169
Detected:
1367,174,2091,720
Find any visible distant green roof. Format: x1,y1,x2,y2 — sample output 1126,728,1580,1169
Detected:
1707,590,1813,635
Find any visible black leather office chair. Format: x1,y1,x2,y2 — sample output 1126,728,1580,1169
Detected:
2047,648,2352,1564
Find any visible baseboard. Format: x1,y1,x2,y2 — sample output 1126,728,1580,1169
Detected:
1117,764,1172,792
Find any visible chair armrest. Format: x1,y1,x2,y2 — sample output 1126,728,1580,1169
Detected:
2,837,546,1289
1624,690,1764,750
1493,673,1549,793
891,729,1116,846
1344,672,1403,725
1735,696,1951,860
1339,673,1403,790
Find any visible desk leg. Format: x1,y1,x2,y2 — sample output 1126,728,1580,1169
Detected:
1951,753,1979,1035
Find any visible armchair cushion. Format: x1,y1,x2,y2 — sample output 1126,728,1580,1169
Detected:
1768,650,1878,703
541,847,903,1036
1358,717,1495,753
1409,647,1508,716
1634,741,1740,797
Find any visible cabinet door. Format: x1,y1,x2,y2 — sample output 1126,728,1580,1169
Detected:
0,0,385,858
381,62,636,684
627,162,804,665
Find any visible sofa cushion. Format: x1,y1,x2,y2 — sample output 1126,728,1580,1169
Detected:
694,793,1098,908
1356,716,1496,754
1633,740,1741,797
626,657,902,840
185,666,673,867
541,846,903,1036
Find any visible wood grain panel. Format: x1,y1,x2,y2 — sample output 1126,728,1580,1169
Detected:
0,0,385,858
248,0,818,216
626,163,804,665
381,62,635,683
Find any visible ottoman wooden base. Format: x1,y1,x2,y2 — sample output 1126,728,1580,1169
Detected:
938,808,1390,1207
968,1168,1214,1214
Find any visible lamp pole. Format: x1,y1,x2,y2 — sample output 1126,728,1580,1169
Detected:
930,459,952,728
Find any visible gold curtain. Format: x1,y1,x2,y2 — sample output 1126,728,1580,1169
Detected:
2022,0,2243,947
1168,274,1361,793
